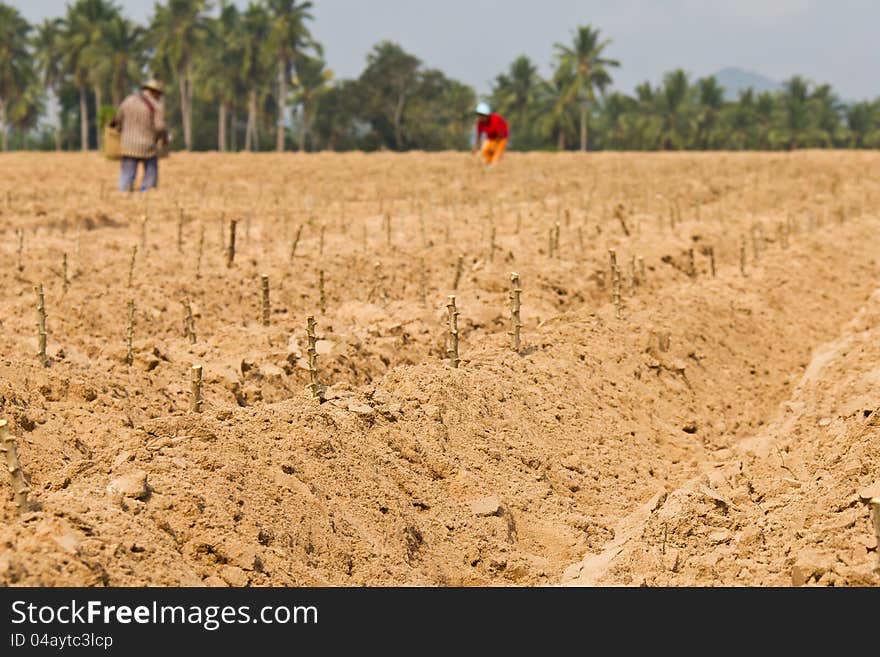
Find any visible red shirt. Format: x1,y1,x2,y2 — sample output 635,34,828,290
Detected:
477,113,508,140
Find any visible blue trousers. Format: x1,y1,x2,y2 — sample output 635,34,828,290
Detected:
118,157,158,192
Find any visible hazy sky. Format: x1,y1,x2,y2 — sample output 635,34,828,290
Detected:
13,0,880,101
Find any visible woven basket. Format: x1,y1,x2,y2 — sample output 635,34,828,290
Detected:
103,124,121,160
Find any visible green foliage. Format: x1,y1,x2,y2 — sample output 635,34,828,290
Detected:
553,25,620,151
349,41,473,151
310,79,365,150
490,55,544,149
98,104,116,129
0,2,40,150
534,64,579,150
291,53,331,150
267,0,319,150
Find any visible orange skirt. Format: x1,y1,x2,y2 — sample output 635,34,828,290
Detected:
481,137,507,164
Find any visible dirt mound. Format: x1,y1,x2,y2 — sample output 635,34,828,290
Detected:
565,288,880,586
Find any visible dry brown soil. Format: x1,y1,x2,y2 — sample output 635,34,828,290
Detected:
0,151,878,587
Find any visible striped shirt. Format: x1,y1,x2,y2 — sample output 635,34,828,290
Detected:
116,93,166,159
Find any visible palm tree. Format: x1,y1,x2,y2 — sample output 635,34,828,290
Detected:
634,81,653,105
490,55,541,149
655,69,692,150
32,18,65,151
844,101,880,148
266,0,318,151
83,2,119,149
100,15,145,107
59,0,105,150
553,24,619,151
694,76,725,149
240,1,272,151
7,75,44,148
536,65,578,150
810,83,843,147
199,0,244,151
0,2,33,152
773,76,827,150
149,0,209,151
753,91,776,150
85,11,144,150
595,91,638,149
60,0,118,150
291,54,331,151
625,82,664,149
724,88,756,150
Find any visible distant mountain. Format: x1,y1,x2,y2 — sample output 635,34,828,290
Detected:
711,67,783,100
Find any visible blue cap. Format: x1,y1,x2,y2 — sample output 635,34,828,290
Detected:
475,101,491,115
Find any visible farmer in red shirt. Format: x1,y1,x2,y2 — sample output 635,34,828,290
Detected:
472,102,508,166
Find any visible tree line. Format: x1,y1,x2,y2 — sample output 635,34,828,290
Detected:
1,0,878,153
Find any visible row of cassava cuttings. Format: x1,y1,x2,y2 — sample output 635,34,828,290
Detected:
183,268,529,414
11,194,834,420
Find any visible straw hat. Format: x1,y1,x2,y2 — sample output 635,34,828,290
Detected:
141,79,164,94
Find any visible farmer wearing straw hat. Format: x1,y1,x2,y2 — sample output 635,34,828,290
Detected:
109,78,170,192
471,102,508,166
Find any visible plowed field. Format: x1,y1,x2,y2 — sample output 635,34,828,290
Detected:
1,151,878,587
